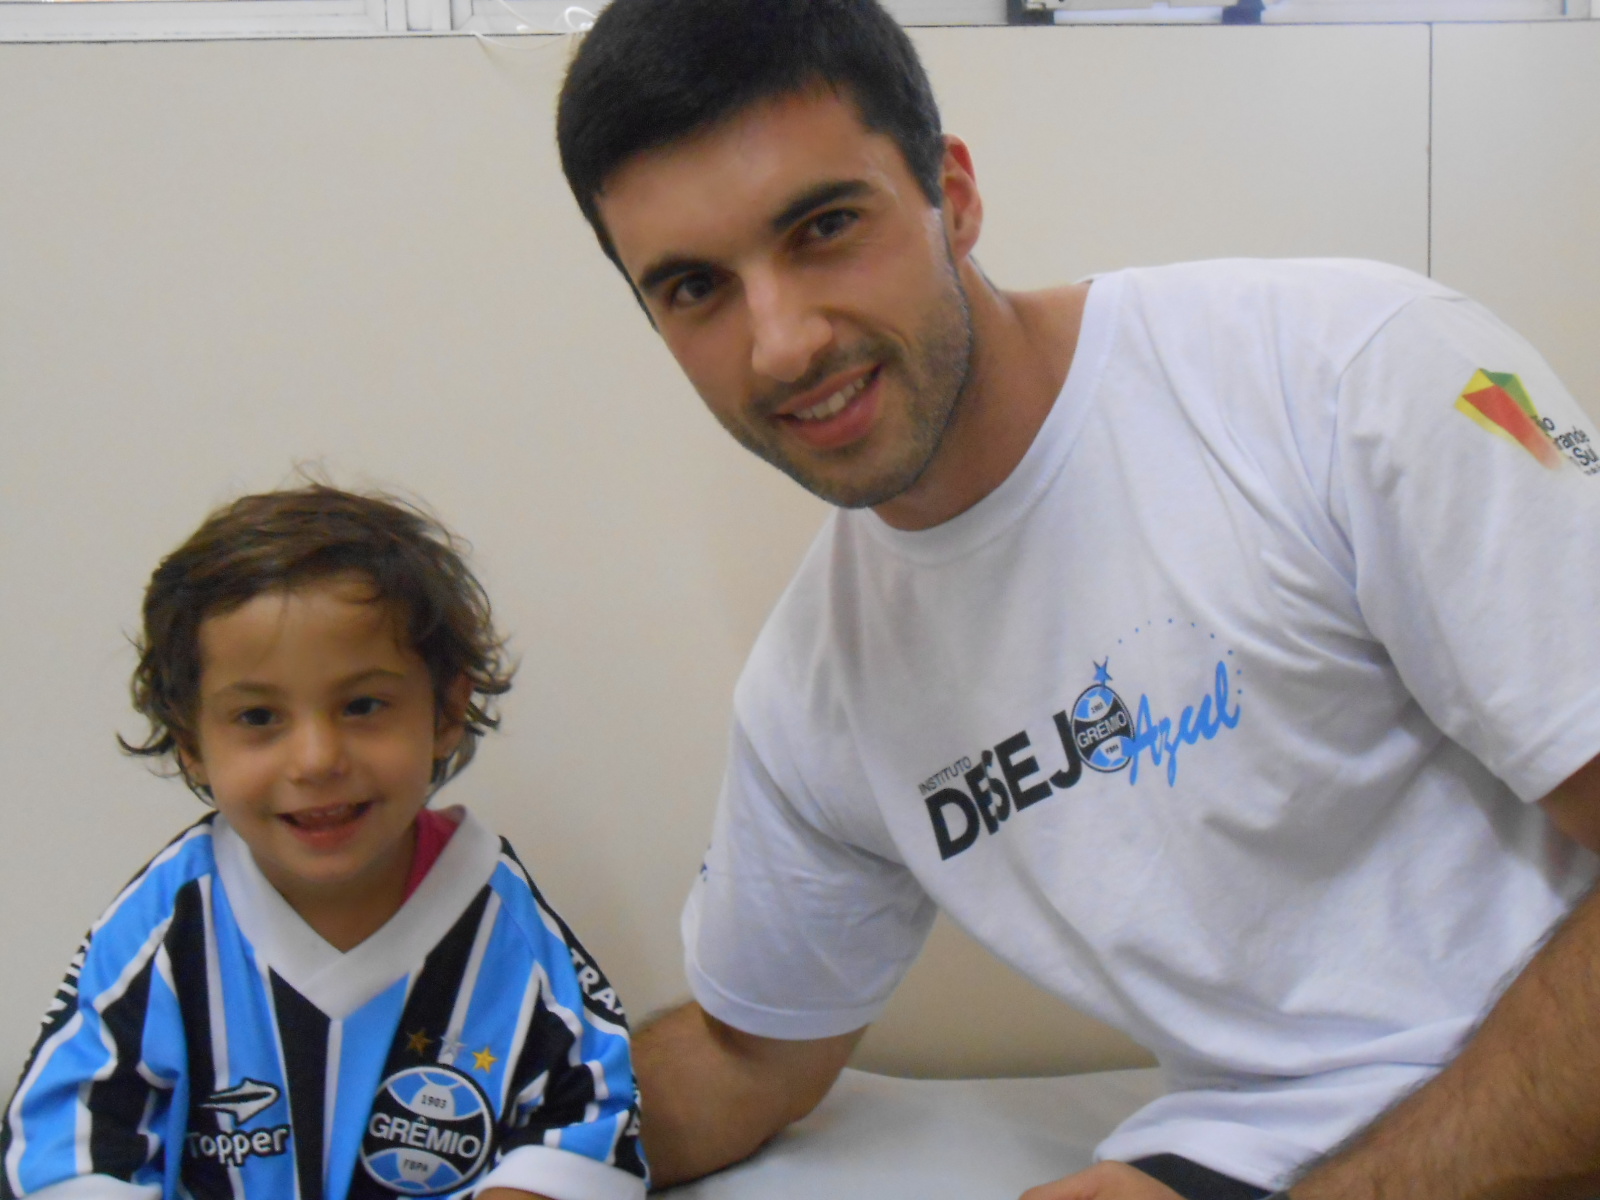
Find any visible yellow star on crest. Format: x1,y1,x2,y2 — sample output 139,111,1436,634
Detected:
406,1029,432,1056
472,1045,499,1073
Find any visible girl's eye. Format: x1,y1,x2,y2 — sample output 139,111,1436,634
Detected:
346,696,386,718
237,707,276,728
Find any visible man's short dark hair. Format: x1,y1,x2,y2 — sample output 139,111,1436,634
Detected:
556,0,945,274
121,484,514,793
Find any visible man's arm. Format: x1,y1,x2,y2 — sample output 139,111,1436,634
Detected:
1033,755,1600,1200
631,1001,864,1188
1539,754,1600,853
1280,753,1600,1200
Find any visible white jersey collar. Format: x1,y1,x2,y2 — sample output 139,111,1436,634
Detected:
211,806,501,1019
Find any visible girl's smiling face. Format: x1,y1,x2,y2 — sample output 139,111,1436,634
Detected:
184,573,464,947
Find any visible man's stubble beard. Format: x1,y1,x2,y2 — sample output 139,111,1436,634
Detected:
722,251,976,511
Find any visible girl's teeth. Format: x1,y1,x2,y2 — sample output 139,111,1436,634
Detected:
285,804,364,830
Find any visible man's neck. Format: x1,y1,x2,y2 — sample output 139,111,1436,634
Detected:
871,269,1090,532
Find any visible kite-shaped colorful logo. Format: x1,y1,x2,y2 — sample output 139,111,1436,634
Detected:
1455,370,1563,470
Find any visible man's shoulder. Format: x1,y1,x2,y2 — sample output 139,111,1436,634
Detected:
1115,257,1456,331
734,511,855,701
1112,256,1452,299
728,507,907,790
1097,257,1468,378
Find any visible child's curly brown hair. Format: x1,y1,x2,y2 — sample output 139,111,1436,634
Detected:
121,484,515,794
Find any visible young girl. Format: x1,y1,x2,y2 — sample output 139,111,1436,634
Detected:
2,486,646,1200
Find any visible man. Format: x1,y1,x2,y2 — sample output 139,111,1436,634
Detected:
555,2,1600,1196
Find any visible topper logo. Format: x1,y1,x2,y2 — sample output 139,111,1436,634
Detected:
199,1079,281,1126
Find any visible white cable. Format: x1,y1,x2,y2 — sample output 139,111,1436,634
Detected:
471,0,594,43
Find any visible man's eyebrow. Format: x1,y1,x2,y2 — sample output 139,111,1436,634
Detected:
638,255,710,297
635,180,875,298
770,179,872,234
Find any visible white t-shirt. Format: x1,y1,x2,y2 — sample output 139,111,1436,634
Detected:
681,259,1600,1189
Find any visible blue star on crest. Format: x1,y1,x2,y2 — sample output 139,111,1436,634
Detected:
1093,659,1112,686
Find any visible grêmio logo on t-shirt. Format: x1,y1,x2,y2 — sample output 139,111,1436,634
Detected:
919,658,1240,860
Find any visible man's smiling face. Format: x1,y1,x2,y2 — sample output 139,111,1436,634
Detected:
597,87,979,513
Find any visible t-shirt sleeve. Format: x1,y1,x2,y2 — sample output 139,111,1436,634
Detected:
682,716,938,1040
474,868,645,1200
1331,292,1600,802
2,907,181,1199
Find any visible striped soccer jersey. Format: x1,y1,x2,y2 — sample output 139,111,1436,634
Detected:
2,808,647,1200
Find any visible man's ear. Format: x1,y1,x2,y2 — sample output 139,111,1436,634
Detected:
939,134,984,262
433,674,474,759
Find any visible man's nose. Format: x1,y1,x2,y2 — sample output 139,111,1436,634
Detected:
746,271,831,384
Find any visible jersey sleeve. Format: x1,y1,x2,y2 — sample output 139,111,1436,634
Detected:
2,866,191,1200
475,859,645,1200
1331,292,1600,802
682,715,938,1040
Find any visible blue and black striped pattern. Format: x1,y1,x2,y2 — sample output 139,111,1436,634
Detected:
2,815,645,1200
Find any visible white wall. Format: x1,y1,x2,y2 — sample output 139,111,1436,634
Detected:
0,20,1593,1089
1432,22,1600,410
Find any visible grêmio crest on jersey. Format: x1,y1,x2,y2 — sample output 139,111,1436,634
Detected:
360,1064,494,1196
